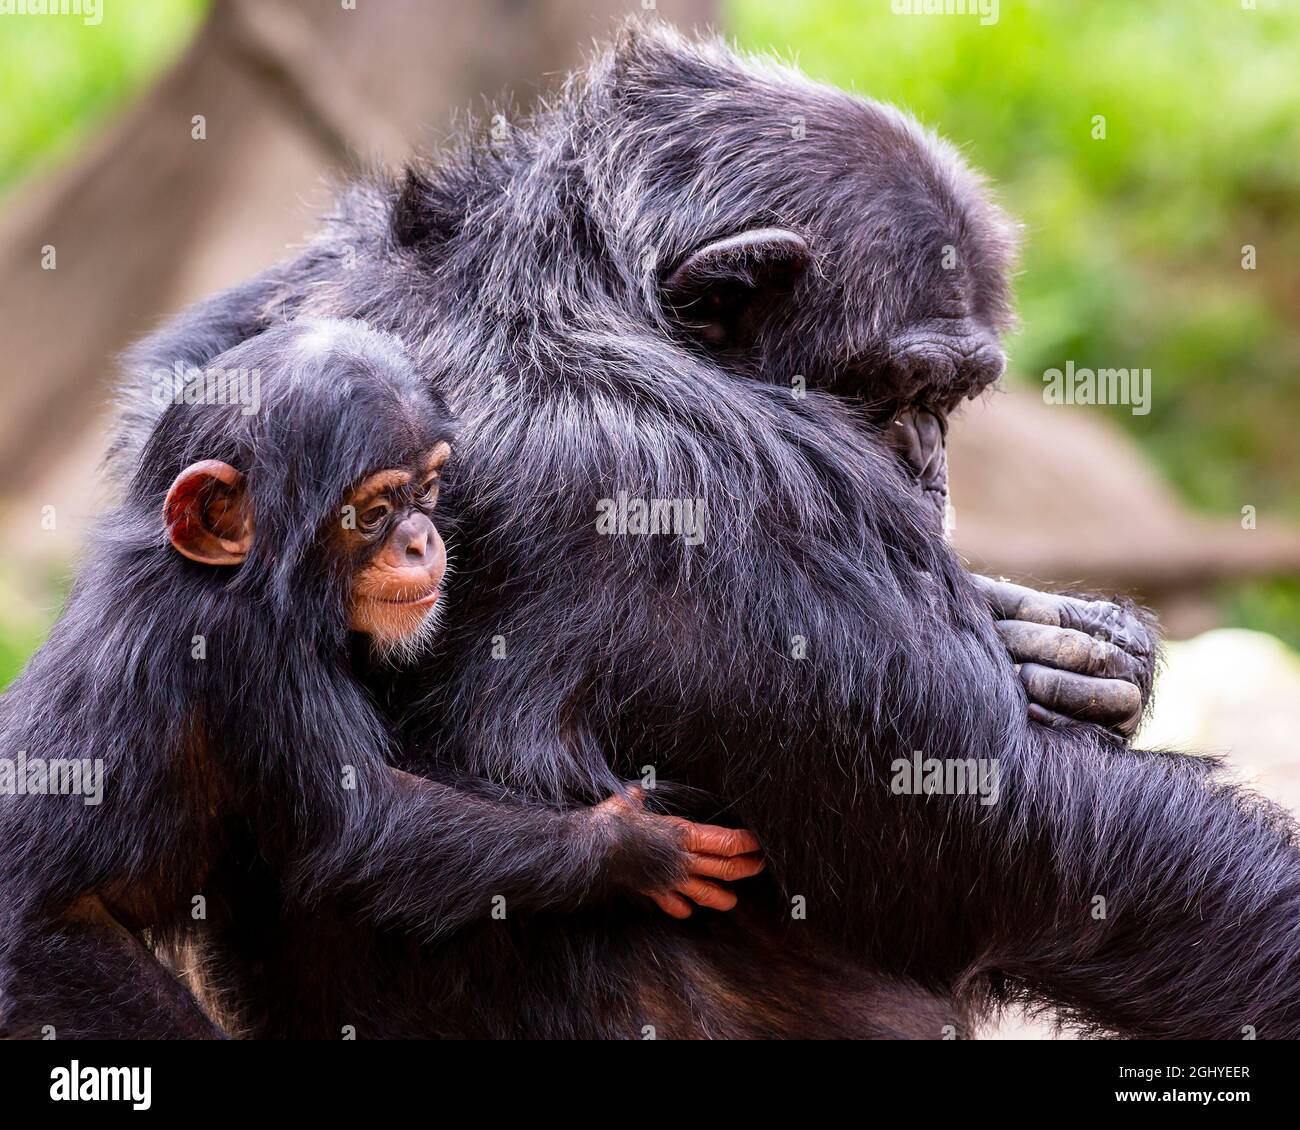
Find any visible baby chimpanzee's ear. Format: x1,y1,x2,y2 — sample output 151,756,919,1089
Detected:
163,460,254,566
661,228,810,349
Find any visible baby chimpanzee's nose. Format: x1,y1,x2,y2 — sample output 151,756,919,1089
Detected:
397,513,436,563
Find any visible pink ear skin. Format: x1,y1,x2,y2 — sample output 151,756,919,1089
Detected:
163,460,254,566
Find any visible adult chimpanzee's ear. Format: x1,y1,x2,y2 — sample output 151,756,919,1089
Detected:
661,228,810,348
163,460,253,566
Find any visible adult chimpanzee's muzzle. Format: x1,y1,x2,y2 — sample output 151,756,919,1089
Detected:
885,407,950,533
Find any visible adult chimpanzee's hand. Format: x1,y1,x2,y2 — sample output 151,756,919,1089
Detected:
972,575,1158,739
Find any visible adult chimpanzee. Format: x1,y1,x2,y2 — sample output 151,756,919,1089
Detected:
0,318,763,1040
102,24,1300,1039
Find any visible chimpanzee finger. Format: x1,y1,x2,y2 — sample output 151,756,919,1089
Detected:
974,575,1086,631
674,820,761,857
647,890,694,919
974,576,1151,657
1018,662,1143,734
1027,702,1086,728
973,575,1060,623
686,852,765,882
995,620,1142,683
676,877,740,912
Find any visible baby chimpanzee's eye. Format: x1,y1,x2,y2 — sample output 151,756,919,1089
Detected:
420,473,441,507
360,502,392,532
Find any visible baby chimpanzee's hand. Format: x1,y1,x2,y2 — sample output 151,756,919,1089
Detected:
593,789,764,919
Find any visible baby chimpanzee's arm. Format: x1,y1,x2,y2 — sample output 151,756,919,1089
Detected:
293,770,761,938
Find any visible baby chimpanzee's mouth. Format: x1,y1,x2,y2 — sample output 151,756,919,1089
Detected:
379,585,441,607
884,407,949,530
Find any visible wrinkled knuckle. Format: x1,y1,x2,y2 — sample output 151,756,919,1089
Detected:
1094,602,1127,641
1093,639,1128,678
1057,605,1087,633
1056,632,1093,671
1019,596,1062,627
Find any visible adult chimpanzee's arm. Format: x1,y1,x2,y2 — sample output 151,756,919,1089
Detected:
961,725,1300,1038
820,553,1300,1037
755,566,1300,1037
289,768,760,939
826,566,1300,1037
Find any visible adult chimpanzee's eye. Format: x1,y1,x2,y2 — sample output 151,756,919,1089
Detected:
420,474,441,507
360,503,391,531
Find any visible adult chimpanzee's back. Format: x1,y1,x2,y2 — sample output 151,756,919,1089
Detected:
113,24,1300,1038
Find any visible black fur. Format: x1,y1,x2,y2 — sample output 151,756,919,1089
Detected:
74,23,1300,1038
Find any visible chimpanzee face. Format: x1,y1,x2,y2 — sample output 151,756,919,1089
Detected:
153,318,457,654
342,441,451,646
656,207,1006,532
161,441,452,654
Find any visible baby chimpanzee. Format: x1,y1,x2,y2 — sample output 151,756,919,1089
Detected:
0,319,760,1039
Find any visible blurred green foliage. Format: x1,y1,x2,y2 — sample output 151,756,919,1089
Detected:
732,0,1300,643
0,621,44,690
1221,577,1300,650
0,564,68,690
0,0,208,191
